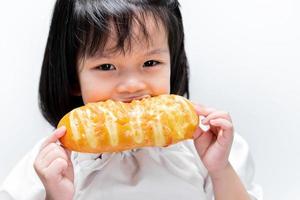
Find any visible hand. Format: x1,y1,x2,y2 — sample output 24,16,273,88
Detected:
34,127,74,200
193,104,234,176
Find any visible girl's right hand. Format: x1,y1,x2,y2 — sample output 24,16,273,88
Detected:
34,127,74,200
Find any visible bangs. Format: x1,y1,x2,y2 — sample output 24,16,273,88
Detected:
73,1,173,59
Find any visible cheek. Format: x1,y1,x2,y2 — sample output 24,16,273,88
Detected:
79,72,115,104
151,67,171,95
157,76,170,93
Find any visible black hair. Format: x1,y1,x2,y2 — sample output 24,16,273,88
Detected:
39,0,190,127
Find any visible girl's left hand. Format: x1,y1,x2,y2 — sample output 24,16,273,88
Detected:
192,104,234,175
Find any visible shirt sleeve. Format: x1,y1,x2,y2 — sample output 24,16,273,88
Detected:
203,133,264,200
0,139,46,200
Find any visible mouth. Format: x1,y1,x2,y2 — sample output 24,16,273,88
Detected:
120,95,151,103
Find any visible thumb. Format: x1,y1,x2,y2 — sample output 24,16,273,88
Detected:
40,126,66,149
193,127,213,158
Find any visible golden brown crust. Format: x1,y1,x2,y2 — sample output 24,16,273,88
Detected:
57,94,199,153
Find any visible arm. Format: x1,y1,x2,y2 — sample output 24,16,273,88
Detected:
193,105,251,200
210,163,251,200
33,127,74,200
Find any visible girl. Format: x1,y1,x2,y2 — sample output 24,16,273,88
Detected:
0,0,262,199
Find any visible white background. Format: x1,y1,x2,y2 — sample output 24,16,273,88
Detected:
0,0,299,199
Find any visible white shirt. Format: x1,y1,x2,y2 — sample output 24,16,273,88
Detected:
0,133,263,200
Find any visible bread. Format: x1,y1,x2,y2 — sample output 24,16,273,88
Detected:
57,94,199,153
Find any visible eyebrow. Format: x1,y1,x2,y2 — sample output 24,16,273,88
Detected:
96,48,169,59
144,48,169,56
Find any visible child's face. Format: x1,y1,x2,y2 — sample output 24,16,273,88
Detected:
77,18,170,104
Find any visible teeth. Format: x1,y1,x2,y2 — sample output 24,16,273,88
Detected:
122,95,151,103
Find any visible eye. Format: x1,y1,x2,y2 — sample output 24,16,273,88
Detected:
143,60,160,67
96,64,116,71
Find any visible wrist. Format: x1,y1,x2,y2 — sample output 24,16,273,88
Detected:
45,195,53,200
45,191,58,200
208,162,232,181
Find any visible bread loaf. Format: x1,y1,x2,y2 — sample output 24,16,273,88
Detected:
57,94,199,153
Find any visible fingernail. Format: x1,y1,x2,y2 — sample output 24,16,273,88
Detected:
199,117,210,132
55,126,66,135
199,116,208,125
199,116,204,121
58,126,66,131
201,118,207,124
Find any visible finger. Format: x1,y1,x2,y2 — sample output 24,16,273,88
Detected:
202,111,232,125
193,126,204,140
210,118,234,131
38,143,59,160
43,158,68,182
193,127,214,157
42,144,66,158
199,116,211,132
40,126,66,150
64,148,72,161
34,144,58,171
60,146,73,168
38,143,67,169
193,104,216,117
41,148,68,169
62,148,74,182
210,118,234,146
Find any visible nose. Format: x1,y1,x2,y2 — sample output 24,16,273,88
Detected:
116,75,147,94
